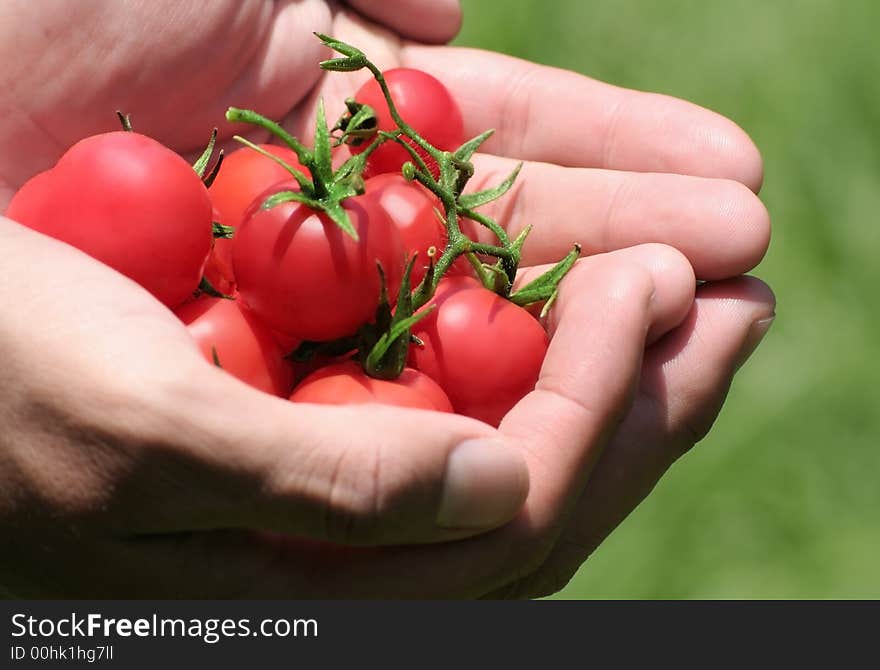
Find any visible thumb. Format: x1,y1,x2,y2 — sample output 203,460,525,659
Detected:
123,362,529,546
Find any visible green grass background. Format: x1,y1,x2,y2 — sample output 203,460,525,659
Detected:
456,0,880,598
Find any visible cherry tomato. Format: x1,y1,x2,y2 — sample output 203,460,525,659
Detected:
208,143,304,228
7,131,212,308
351,68,464,178
290,360,453,412
363,174,444,285
175,296,295,397
409,276,549,426
233,181,405,341
365,173,483,284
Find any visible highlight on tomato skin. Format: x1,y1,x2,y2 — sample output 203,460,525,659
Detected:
409,276,550,427
175,295,296,397
289,360,454,413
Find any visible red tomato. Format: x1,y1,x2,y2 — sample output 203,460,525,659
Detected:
233,181,405,341
364,174,444,285
290,360,453,412
6,131,212,308
409,276,549,426
365,173,482,284
175,296,295,397
208,143,304,228
352,68,464,178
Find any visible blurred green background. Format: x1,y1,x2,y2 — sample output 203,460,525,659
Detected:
456,0,880,598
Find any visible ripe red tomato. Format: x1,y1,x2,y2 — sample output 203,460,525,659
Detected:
290,360,453,412
363,174,444,285
175,296,295,397
364,173,481,284
351,68,464,178
6,131,213,308
208,143,304,228
233,181,405,341
409,276,549,426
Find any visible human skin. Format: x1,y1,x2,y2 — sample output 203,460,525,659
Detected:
0,0,774,598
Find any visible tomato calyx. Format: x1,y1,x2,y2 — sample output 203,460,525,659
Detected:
289,255,435,380
193,276,234,301
115,111,226,189
191,127,225,189
225,101,394,241
211,222,235,239
330,97,379,148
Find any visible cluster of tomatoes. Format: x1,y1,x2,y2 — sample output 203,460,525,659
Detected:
6,36,569,428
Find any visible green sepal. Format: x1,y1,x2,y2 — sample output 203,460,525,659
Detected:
363,308,434,379
468,255,511,296
259,189,318,211
232,135,312,194
453,129,494,163
202,150,224,189
312,99,334,189
332,98,378,146
196,276,234,300
508,243,581,308
225,108,313,169
192,128,218,177
315,33,367,71
212,222,235,239
320,198,358,240
457,162,523,210
362,256,432,379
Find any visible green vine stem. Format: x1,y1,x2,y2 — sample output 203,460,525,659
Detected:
317,33,577,316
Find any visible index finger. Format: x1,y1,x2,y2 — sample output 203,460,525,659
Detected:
400,45,763,191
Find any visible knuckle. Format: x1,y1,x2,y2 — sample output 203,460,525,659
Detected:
669,387,729,461
319,444,383,545
601,258,656,309
316,437,426,545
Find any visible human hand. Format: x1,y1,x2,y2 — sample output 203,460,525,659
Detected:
0,0,774,597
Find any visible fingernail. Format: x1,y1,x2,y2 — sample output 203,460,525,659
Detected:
437,439,529,529
735,315,775,370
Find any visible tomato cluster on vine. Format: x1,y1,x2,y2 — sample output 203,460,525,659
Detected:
5,35,578,428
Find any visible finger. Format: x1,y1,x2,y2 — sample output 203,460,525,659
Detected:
493,276,776,598
400,46,763,191
515,243,695,345
342,0,462,44
498,245,695,534
468,153,770,279
113,367,529,547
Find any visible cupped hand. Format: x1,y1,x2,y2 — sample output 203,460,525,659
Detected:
0,0,774,597
0,218,530,597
